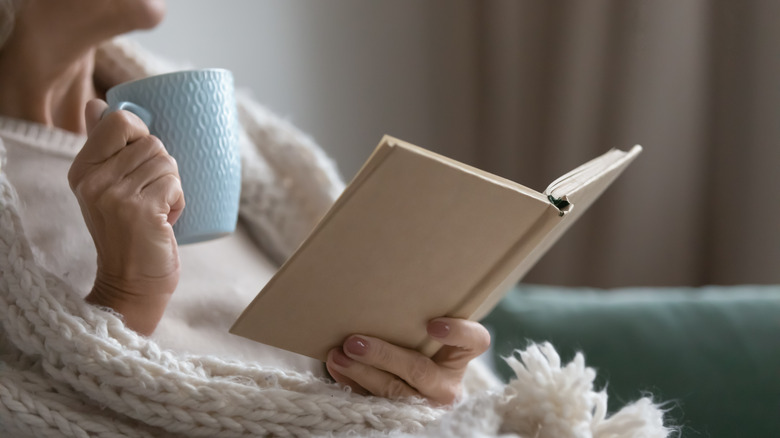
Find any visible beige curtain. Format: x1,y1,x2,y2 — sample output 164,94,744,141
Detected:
128,0,777,287
422,0,780,287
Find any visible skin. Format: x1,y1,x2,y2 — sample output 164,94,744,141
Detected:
0,0,491,405
327,318,491,405
70,100,184,337
0,0,166,132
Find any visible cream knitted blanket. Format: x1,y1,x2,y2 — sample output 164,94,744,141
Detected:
0,39,671,437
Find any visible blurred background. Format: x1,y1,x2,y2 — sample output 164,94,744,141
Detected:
131,0,780,288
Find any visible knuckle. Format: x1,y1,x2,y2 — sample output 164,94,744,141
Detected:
384,378,408,400
373,342,394,365
147,134,164,148
105,110,148,138
166,172,183,188
104,109,136,127
161,153,178,170
133,135,165,157
144,145,177,172
142,155,171,175
74,173,102,201
148,135,168,155
439,384,462,406
95,187,118,211
475,327,492,353
407,356,435,386
161,173,183,192
66,166,80,190
151,153,170,167
76,184,97,202
97,186,133,218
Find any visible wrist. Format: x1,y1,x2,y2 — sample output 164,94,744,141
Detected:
85,271,174,336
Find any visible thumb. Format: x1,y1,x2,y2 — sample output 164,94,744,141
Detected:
85,99,109,134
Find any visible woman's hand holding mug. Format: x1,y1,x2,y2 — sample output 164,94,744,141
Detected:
69,69,241,334
68,99,184,335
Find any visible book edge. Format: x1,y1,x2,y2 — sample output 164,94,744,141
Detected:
383,136,550,205
229,139,398,337
545,145,643,201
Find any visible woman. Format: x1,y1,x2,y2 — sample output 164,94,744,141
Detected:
0,0,492,409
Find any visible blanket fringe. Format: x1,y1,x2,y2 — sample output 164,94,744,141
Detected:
497,343,671,438
1,170,671,437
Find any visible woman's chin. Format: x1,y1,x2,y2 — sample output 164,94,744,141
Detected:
132,0,167,30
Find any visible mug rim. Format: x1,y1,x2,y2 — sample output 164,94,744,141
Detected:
107,68,233,95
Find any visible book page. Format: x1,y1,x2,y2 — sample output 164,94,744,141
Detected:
545,145,643,206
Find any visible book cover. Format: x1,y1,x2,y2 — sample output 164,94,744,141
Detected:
230,136,642,361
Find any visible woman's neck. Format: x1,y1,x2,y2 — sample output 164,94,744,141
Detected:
0,50,99,134
0,0,166,135
0,17,100,135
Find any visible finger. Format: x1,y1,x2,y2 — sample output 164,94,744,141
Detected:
123,152,179,194
85,99,108,134
167,188,185,226
104,135,169,181
429,318,491,369
68,137,173,210
77,108,150,164
325,350,368,396
341,336,452,402
327,347,421,401
140,173,185,226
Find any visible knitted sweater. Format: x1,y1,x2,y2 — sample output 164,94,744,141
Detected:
0,39,670,437
0,84,326,380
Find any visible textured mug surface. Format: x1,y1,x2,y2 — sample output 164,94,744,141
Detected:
106,69,241,245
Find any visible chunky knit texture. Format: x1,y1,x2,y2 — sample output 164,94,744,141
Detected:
0,38,672,437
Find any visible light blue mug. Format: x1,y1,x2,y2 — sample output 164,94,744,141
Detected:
105,69,241,245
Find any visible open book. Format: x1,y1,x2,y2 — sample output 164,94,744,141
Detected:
230,136,642,361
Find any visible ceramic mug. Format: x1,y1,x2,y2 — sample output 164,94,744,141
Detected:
104,69,241,245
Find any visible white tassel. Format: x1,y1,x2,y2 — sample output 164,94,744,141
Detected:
497,343,671,438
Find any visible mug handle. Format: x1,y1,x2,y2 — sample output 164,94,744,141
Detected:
102,101,154,127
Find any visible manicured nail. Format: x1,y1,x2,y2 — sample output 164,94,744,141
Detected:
428,320,450,338
344,336,369,356
331,348,353,367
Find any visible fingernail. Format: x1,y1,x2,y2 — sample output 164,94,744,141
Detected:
428,320,450,338
331,349,353,367
344,336,369,356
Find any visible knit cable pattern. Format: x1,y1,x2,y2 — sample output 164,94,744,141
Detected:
0,172,443,437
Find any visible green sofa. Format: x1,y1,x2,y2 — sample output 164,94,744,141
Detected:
483,284,780,437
